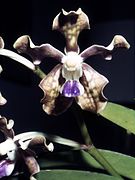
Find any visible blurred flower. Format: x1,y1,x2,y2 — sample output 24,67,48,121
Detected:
3,9,130,115
0,116,54,179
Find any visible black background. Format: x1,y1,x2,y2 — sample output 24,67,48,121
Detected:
0,0,135,156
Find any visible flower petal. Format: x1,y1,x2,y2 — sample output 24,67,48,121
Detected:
14,132,52,151
0,139,16,156
27,135,54,152
23,156,40,178
13,35,64,65
0,92,7,105
14,132,45,142
80,35,130,60
53,8,90,53
39,64,73,115
0,117,14,139
61,80,84,97
76,63,108,113
0,160,15,178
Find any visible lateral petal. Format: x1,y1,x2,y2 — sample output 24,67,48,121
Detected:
14,35,64,65
76,63,108,113
23,156,40,178
39,64,73,115
80,35,130,60
0,117,14,139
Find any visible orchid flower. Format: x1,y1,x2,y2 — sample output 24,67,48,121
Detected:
1,9,130,115
0,116,54,179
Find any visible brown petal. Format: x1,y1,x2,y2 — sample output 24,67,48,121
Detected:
13,35,64,65
107,35,130,50
76,63,108,113
0,117,14,139
39,64,73,115
80,35,130,60
23,156,40,178
52,8,90,53
27,135,54,152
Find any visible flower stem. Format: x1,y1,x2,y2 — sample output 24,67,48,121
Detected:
33,66,46,79
75,112,92,146
72,106,122,178
86,146,123,179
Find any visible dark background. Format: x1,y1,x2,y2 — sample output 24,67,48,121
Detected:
0,0,134,155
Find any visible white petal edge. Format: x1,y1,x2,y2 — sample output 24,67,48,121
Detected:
0,92,7,105
46,142,54,152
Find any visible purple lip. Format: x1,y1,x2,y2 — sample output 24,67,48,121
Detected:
0,160,14,178
62,80,82,97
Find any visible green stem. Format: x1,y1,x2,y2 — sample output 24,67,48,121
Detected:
33,66,46,79
87,146,123,179
72,106,122,178
75,112,92,146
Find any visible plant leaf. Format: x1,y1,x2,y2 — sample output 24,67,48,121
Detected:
100,102,135,134
81,149,135,179
38,149,135,179
35,170,120,180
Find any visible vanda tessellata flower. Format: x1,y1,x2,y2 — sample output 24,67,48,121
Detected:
0,116,54,179
1,8,130,115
